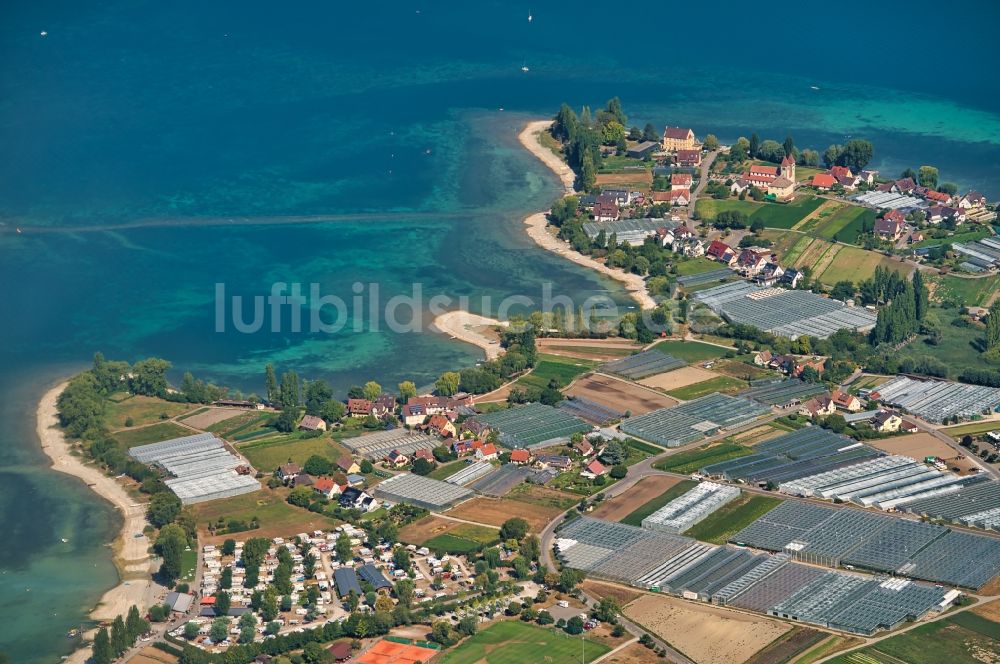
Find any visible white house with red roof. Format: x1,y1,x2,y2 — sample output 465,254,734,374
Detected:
746,164,778,188
475,443,498,462
509,449,532,464
706,240,737,265
736,248,770,276
811,173,836,190
668,189,690,206
874,210,906,241
582,460,607,478
313,477,342,500
671,173,693,190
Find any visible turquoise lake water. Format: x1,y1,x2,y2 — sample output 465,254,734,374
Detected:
1,1,998,660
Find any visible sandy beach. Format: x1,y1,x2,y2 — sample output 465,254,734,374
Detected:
517,121,657,311
432,310,508,360
37,382,160,658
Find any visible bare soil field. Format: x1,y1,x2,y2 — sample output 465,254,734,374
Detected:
972,598,1000,622
591,476,682,521
127,647,179,664
978,574,1000,596
744,626,826,664
444,497,562,533
579,580,643,607
566,374,678,414
624,594,790,664
602,642,662,664
731,425,786,446
399,516,464,546
596,172,653,188
868,433,978,474
181,407,245,430
639,366,719,392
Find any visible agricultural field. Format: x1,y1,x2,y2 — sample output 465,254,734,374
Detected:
695,198,763,221
578,580,643,607
826,614,1000,664
682,494,784,544
506,483,580,511
193,487,339,544
815,206,875,243
237,434,350,473
727,424,786,446
624,594,791,664
652,339,727,362
654,443,753,475
179,407,243,430
929,273,1000,307
869,433,979,474
942,421,1000,438
912,227,992,249
536,337,641,361
105,396,195,429
789,636,863,664
426,459,468,481
620,480,698,526
750,195,825,229
399,516,499,552
894,305,986,378
847,374,893,394
204,410,272,437
639,366,719,392
591,476,684,522
818,244,911,285
516,354,597,391
440,621,611,664
564,374,678,415
666,375,747,400
444,496,564,533
744,627,827,664
711,359,775,381
113,421,192,448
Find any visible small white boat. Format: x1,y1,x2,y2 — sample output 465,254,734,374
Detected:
40,31,48,37
528,10,533,22
61,538,69,543
521,65,530,73
810,85,820,90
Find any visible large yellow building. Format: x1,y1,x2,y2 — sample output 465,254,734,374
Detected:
662,126,696,152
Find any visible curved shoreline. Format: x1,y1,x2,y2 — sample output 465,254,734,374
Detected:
517,120,657,311
36,381,158,658
431,310,507,360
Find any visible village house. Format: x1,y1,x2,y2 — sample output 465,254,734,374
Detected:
277,462,301,483
423,413,456,438
671,173,693,190
753,350,774,367
737,248,770,276
859,170,878,185
603,189,633,206
811,173,836,190
655,226,675,247
925,206,963,224
834,175,857,191
384,449,409,467
894,178,918,194
313,477,341,500
292,473,315,488
768,176,796,201
582,459,607,478
452,439,475,456
536,454,573,470
873,410,903,433
900,419,920,434
829,165,853,180
337,457,361,475
923,189,953,206
298,414,327,432
798,394,837,418
347,398,373,417
706,240,737,265
831,389,863,412
754,262,785,287
593,194,620,222
675,149,702,168
662,126,696,152
669,189,691,206
874,210,906,241
730,177,751,196
509,449,532,464
573,439,594,457
401,403,427,427
413,448,435,463
339,487,377,511
779,268,803,288
960,191,987,208
372,394,397,418
475,442,499,462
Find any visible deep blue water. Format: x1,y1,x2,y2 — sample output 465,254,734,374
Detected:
1,1,999,660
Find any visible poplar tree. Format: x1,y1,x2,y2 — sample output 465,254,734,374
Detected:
111,615,129,656
987,301,1000,350
92,628,112,664
265,364,278,404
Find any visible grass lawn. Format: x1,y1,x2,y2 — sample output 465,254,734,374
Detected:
947,611,1000,639
192,486,339,535
208,411,272,437
653,339,727,362
674,256,726,276
113,421,192,448
750,195,825,229
912,227,992,249
427,459,469,481
516,354,597,391
507,484,579,510
666,375,747,400
826,615,1000,664
620,480,697,526
423,524,500,554
695,198,763,220
105,396,194,429
683,494,783,544
930,273,1000,307
238,434,350,473
627,438,664,454
440,621,611,664
598,154,653,173
654,443,753,474
179,548,198,582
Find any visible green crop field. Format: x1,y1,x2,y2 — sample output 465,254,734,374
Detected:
750,195,825,229
192,487,340,535
814,206,875,243
113,421,192,448
911,227,992,249
818,245,910,285
683,494,783,544
781,235,815,264
427,459,468,480
423,533,490,555
653,339,727,362
695,198,763,220
654,443,753,475
941,421,1000,437
440,621,611,664
826,614,1000,664
666,375,747,400
620,480,697,525
516,354,597,390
